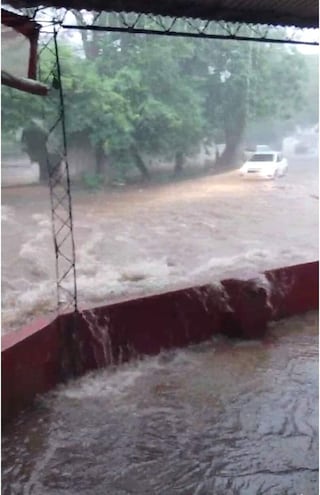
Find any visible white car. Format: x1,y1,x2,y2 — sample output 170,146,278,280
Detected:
256,144,272,152
240,151,288,179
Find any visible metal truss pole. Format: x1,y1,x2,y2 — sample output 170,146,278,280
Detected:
62,13,319,46
46,26,78,314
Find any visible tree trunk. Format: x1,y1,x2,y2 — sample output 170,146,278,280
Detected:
218,100,246,167
215,148,220,164
72,11,102,60
174,151,184,175
219,132,242,166
219,110,246,167
95,143,106,175
131,145,150,180
40,152,62,184
38,157,49,183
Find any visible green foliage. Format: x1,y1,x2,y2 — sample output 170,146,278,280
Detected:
82,172,104,190
1,21,315,176
295,53,319,125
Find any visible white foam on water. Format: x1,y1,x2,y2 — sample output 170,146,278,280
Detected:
1,205,16,223
15,281,54,308
75,255,172,304
2,214,56,331
73,227,172,301
2,281,55,331
76,230,105,273
2,237,313,333
189,247,312,284
56,355,165,401
18,224,54,282
120,258,171,282
54,341,218,406
32,213,51,228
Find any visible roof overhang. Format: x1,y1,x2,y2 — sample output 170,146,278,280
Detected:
4,0,319,29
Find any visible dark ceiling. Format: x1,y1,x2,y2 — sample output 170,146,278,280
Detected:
5,0,319,28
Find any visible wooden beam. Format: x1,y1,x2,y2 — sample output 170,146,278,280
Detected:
1,71,48,96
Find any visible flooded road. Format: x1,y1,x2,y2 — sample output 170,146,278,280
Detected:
2,155,318,333
2,311,318,494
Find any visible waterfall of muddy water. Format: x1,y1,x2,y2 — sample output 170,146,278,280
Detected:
2,156,318,334
2,311,318,495
80,310,115,366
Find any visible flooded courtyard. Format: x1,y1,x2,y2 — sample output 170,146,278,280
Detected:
2,311,318,494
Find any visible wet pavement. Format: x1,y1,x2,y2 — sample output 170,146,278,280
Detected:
2,311,318,495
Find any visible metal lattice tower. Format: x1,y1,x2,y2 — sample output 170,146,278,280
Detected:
39,25,78,314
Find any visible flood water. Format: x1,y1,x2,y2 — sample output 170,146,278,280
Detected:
1,155,318,333
2,311,318,495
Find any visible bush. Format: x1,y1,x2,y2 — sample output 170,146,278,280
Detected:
82,172,104,190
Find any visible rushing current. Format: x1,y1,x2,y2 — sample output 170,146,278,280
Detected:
1,155,318,333
2,311,318,495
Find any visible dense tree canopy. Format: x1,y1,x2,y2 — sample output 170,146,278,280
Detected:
2,18,317,181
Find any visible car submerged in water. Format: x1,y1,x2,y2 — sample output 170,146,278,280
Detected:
240,151,288,179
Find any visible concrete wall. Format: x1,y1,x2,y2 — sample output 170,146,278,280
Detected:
1,146,224,187
1,148,98,186
2,157,39,187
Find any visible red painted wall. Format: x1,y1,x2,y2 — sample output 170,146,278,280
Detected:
2,261,318,423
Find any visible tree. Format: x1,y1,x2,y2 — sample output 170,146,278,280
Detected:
190,37,308,165
63,20,206,177
295,53,318,126
1,18,313,181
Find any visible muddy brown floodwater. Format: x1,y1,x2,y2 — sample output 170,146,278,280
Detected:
2,311,318,495
1,156,318,333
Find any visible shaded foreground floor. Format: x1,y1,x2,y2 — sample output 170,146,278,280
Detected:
2,311,319,495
